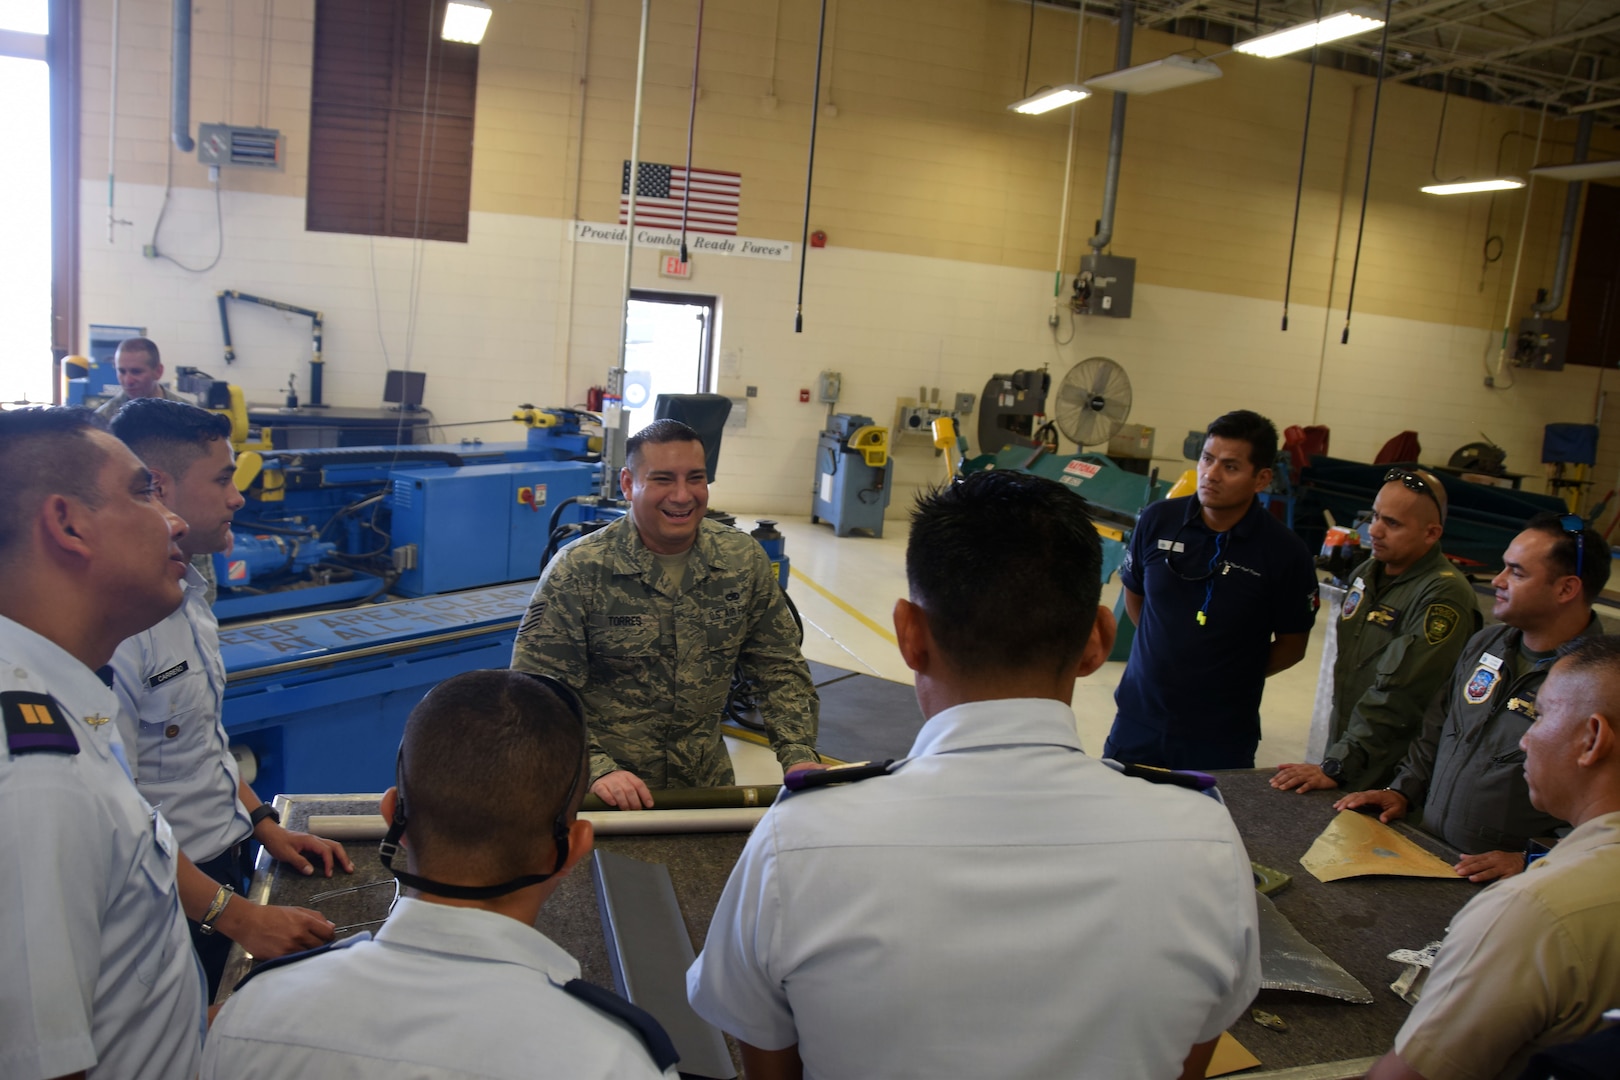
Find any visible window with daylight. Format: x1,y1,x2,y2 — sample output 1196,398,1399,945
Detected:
306,0,478,243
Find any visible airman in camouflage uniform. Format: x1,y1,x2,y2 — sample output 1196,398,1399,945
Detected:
1275,469,1478,793
511,421,818,805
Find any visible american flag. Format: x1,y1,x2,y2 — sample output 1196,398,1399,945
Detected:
620,161,741,236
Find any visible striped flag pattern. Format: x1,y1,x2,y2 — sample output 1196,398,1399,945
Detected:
620,162,741,235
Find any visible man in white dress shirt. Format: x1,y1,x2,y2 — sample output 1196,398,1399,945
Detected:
688,470,1262,1080
203,668,679,1079
0,405,205,1080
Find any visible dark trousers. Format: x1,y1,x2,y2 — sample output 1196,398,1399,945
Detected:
188,839,250,1002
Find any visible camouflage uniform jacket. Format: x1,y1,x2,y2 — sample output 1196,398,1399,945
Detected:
1325,543,1479,791
512,516,819,788
94,383,179,419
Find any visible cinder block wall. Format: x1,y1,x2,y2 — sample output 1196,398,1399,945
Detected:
78,0,1620,520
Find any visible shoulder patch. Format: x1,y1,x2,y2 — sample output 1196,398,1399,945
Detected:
1424,603,1461,646
1341,587,1363,620
3,692,79,756
563,978,680,1072
231,932,370,994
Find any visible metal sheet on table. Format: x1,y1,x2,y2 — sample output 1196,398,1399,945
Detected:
1258,892,1374,1004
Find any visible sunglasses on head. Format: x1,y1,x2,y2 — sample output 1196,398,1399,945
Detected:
1560,513,1585,579
1383,468,1443,515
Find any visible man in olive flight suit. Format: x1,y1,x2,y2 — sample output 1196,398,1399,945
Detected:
512,420,821,809
1274,468,1478,793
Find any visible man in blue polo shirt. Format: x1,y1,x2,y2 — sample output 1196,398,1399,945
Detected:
1105,409,1319,769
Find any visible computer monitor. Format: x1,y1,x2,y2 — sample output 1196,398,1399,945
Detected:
653,393,732,481
384,369,426,411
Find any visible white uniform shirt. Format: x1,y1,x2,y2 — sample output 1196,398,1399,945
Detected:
110,565,249,862
202,896,677,1079
688,698,1262,1080
0,615,205,1080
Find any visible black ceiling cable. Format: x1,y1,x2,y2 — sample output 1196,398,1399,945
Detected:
1340,0,1395,345
678,0,706,264
1281,0,1323,332
1024,0,1036,96
794,0,830,333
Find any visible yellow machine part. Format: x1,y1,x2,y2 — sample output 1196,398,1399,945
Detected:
1167,468,1198,499
847,425,889,468
931,417,956,452
217,385,272,453
513,407,560,429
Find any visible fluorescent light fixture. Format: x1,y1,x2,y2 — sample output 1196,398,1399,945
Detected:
1234,8,1384,59
1420,177,1526,195
1084,55,1222,95
1567,98,1620,115
1532,159,1620,182
1008,84,1091,115
441,0,492,44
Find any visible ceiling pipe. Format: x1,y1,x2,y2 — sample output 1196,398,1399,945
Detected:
170,0,193,152
1531,111,1593,315
1087,0,1133,254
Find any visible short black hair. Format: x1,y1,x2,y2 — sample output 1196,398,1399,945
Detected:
116,337,161,367
1525,511,1611,604
401,670,587,879
1205,410,1279,472
625,419,703,472
0,407,111,556
1559,634,1620,676
907,470,1102,674
110,398,232,480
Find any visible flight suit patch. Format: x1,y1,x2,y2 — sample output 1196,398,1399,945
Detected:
1424,603,1461,646
3,691,80,756
1365,604,1399,628
1342,588,1364,620
1465,665,1499,704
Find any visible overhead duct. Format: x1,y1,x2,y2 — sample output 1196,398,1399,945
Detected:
1087,0,1133,255
170,0,193,152
1531,112,1593,316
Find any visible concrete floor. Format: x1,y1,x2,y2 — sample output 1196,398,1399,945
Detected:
726,514,1334,783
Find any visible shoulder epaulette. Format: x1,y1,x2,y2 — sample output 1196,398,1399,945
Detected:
1106,760,1219,795
782,759,896,795
3,692,79,757
563,978,680,1072
231,932,370,994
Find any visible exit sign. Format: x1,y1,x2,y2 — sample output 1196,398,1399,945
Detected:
659,253,692,279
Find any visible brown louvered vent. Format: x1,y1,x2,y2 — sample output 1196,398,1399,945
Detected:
307,0,477,243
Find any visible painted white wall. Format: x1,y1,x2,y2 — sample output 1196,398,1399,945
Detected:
84,178,1597,520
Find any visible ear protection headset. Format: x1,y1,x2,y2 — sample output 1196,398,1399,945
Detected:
378,673,588,901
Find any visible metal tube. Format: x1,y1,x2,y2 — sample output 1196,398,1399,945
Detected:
1493,105,1547,381
171,0,194,152
108,0,121,242
1531,112,1593,315
1281,4,1321,333
608,0,652,484
1052,0,1086,313
1087,0,1133,254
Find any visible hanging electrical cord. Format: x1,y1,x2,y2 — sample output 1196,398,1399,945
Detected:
678,0,706,263
1488,103,1548,390
1338,0,1394,346
1023,0,1036,97
1279,0,1321,332
150,150,225,273
794,0,831,333
1050,0,1086,332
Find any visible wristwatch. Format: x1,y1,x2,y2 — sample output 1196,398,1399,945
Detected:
250,804,281,829
1320,757,1344,780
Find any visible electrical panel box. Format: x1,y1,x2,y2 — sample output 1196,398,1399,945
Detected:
197,124,284,170
1073,254,1136,319
818,370,842,404
1515,318,1568,371
895,404,956,437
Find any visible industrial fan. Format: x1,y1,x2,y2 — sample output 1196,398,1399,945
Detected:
1053,356,1133,447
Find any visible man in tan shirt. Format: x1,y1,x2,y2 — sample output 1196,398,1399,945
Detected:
1368,634,1620,1080
96,336,180,418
